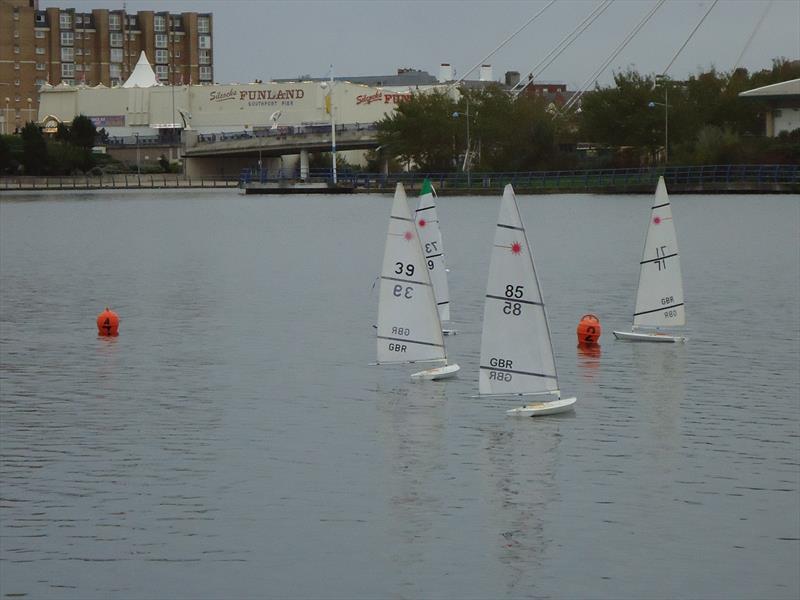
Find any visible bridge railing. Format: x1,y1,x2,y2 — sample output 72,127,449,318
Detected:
199,122,377,144
240,164,799,189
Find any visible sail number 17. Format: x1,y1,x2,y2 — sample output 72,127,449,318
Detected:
655,245,669,271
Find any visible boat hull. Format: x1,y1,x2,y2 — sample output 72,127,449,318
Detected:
506,396,576,417
410,363,460,380
613,330,686,343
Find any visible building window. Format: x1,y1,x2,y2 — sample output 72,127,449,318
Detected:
35,47,45,55
75,32,82,40
155,65,168,81
198,17,210,33
13,11,19,20
60,12,72,29
36,63,45,71
155,49,168,64
154,15,166,32
14,80,20,86
109,13,121,30
62,63,75,78
62,79,74,86
110,48,123,63
198,35,211,49
14,63,20,70
14,46,20,54
35,12,45,24
35,79,46,87
110,32,123,47
155,34,168,48
171,17,181,29
35,30,45,38
199,50,210,65
110,64,121,79
128,16,137,27
174,50,181,58
61,47,74,62
75,48,82,56
14,30,19,38
84,48,91,56
61,31,73,46
199,66,212,80
75,14,82,25
75,64,83,71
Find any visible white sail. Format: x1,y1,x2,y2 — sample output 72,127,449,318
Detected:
415,179,451,323
632,176,685,329
377,183,447,365
479,184,559,396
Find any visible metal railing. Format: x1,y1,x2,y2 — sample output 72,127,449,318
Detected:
198,122,377,144
1,174,240,190
240,164,799,190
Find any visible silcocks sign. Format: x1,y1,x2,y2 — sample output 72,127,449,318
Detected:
356,92,411,105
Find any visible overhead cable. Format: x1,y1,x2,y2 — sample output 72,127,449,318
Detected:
448,0,558,89
561,0,666,114
730,0,773,76
511,0,615,98
661,0,720,77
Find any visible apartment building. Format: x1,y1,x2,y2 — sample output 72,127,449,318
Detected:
0,0,213,133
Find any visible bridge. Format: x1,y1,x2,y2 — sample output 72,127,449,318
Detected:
182,123,381,177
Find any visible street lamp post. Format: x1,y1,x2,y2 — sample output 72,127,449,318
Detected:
26,97,33,125
319,66,337,185
452,95,471,186
650,75,669,164
3,97,9,135
135,132,140,174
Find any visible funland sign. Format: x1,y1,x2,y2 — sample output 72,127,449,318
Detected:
209,88,305,108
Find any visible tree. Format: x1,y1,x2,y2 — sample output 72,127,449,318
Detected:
376,90,458,171
21,122,48,175
578,69,661,160
70,114,97,149
0,136,11,174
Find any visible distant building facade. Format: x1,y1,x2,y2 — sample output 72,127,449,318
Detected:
0,0,212,133
739,78,800,137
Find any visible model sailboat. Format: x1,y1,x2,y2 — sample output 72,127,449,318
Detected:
376,183,460,380
613,176,687,342
414,179,456,335
479,184,576,416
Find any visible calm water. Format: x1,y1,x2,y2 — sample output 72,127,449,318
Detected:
1,189,798,600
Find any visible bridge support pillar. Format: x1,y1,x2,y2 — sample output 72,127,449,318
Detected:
300,149,309,181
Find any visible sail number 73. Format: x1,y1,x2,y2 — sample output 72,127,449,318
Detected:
503,284,524,316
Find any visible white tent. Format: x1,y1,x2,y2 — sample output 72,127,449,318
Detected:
122,52,161,88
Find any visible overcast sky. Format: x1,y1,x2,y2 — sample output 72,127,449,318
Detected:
47,0,800,88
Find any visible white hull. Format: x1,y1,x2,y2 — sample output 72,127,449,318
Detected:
613,330,686,343
410,363,460,380
506,396,577,417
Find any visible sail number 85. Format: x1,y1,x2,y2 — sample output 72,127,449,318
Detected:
503,284,524,316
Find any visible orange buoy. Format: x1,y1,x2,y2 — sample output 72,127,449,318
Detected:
97,307,120,337
577,313,601,346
